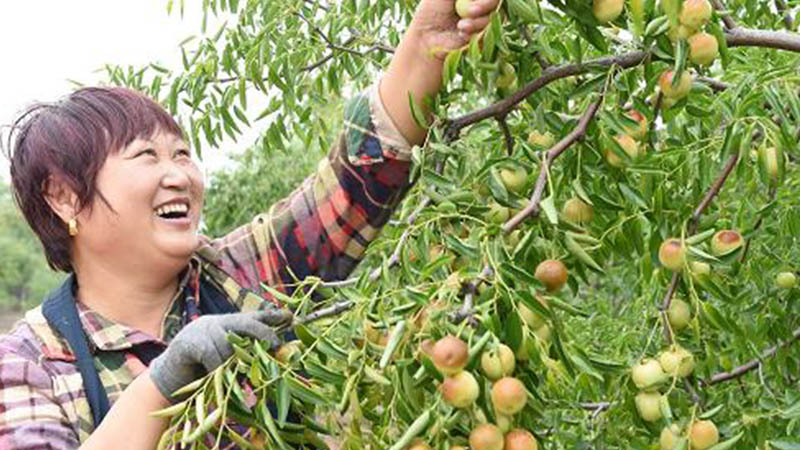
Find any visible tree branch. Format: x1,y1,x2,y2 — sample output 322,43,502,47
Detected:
660,151,739,345
502,99,604,233
710,0,737,30
725,27,800,52
444,27,800,141
294,300,355,326
445,52,649,139
689,152,740,234
702,326,800,386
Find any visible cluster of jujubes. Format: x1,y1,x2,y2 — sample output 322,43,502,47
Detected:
413,335,538,450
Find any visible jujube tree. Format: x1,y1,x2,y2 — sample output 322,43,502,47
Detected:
106,0,800,448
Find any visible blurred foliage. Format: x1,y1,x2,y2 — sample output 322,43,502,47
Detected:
202,137,327,236
0,185,63,313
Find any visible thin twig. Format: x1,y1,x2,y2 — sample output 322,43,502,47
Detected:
502,99,604,233
702,326,800,385
648,92,664,149
774,0,794,30
696,76,730,93
689,152,740,234
450,266,494,324
659,273,681,343
710,0,737,30
739,187,777,263
497,116,515,155
294,300,355,326
580,402,611,411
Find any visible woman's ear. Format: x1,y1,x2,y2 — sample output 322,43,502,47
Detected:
42,176,80,223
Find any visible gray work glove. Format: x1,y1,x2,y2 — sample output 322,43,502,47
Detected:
149,309,293,402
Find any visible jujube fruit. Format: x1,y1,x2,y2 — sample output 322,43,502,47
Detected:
659,238,687,271
659,70,693,99
469,424,505,450
504,429,539,450
534,260,568,292
275,341,302,364
606,134,642,167
668,24,695,42
635,391,663,422
688,32,719,66
658,346,695,377
532,324,551,343
631,359,667,389
680,0,712,29
481,344,516,380
496,63,518,90
440,370,480,408
660,424,682,450
690,261,711,277
500,167,528,194
777,272,798,289
667,298,691,331
431,335,469,375
710,229,743,256
407,439,432,450
486,202,511,224
527,130,555,149
563,197,594,224
491,377,528,415
518,299,547,330
689,420,719,450
496,414,512,432
593,0,624,24
624,110,648,140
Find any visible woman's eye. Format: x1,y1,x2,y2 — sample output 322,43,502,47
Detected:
176,149,192,158
136,149,157,158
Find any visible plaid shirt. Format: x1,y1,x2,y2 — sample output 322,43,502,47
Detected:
0,84,412,449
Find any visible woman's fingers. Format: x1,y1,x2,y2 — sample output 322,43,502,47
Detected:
254,308,294,327
462,0,500,19
457,15,492,34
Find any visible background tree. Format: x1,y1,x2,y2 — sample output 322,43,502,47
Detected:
0,185,62,314
106,0,800,448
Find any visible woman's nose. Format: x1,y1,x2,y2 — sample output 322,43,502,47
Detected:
160,162,192,190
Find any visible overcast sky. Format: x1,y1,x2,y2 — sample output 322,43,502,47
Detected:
0,1,241,182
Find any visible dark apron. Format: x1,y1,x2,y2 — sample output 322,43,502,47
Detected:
41,274,238,427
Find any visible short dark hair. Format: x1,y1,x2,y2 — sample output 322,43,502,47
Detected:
4,87,184,272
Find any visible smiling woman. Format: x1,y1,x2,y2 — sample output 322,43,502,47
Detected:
0,0,500,448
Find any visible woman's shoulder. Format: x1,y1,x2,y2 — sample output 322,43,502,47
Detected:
0,306,72,365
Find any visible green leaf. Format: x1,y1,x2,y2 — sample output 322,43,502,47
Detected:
442,49,462,86
276,377,291,427
706,432,744,450
540,195,559,225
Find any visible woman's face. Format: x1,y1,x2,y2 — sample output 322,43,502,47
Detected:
73,129,205,273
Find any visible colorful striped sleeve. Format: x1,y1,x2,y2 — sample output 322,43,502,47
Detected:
0,332,80,449
208,82,413,302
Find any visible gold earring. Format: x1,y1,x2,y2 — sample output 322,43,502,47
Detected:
68,219,78,237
